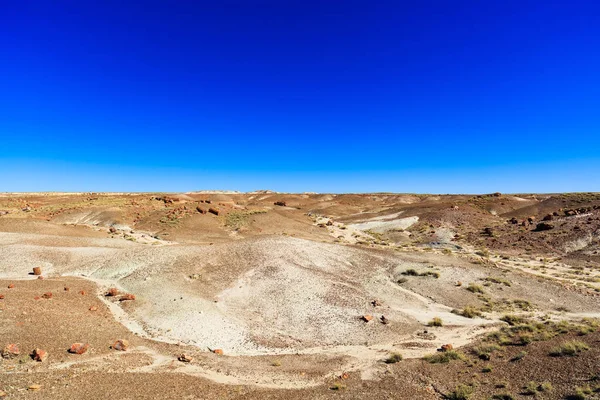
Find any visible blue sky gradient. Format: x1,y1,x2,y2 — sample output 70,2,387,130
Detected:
1,1,599,193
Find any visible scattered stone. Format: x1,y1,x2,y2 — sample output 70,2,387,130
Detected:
79,290,86,295
542,214,554,221
31,348,48,362
68,343,89,354
37,276,44,280
380,315,389,325
440,344,453,352
28,384,41,391
32,267,42,275
109,226,117,233
112,339,129,351
208,208,219,216
371,299,382,307
1,343,20,359
360,315,373,323
483,227,494,236
0,294,4,300
89,305,98,311
7,284,14,289
64,287,70,291
274,201,286,207
178,353,193,362
41,292,53,299
340,372,349,380
105,288,119,297
196,206,206,214
212,349,224,355
509,217,519,224
189,274,201,280
119,294,136,301
456,281,463,286
0,390,6,397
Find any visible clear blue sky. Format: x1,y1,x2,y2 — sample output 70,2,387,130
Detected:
1,1,599,193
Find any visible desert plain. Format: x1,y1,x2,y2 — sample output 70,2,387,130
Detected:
0,191,599,399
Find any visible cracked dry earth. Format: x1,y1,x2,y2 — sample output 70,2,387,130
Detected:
1,192,600,399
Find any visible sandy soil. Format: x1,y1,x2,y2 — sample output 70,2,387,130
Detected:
1,192,600,399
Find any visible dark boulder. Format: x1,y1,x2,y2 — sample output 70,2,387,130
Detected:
535,222,554,231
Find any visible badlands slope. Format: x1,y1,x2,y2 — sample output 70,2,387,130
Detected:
1,192,600,399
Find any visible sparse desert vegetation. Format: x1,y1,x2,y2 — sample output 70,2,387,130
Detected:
1,191,600,398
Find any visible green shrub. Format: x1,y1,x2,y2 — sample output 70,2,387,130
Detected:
500,314,524,326
466,283,484,294
330,383,346,391
424,350,465,364
549,340,590,357
428,317,443,327
420,271,440,278
446,385,473,400
485,277,512,286
384,353,403,364
510,351,527,362
492,394,514,400
402,269,419,276
473,344,501,360
452,306,482,319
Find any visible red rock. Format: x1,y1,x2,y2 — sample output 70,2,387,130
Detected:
89,306,98,311
41,292,53,299
274,201,286,206
79,290,86,295
32,267,42,275
1,343,20,359
7,284,14,289
196,206,206,214
208,208,219,216
0,294,4,300
31,348,48,362
34,296,40,300
105,288,119,297
212,349,224,355
340,372,349,380
119,294,136,301
360,315,373,322
112,339,129,351
68,343,89,354
440,344,453,352
178,353,193,362
64,287,70,291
